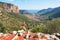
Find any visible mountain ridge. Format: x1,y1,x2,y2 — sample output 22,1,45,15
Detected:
20,7,60,20
38,7,60,20
0,2,19,13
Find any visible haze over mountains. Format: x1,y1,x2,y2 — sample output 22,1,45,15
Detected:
20,7,60,20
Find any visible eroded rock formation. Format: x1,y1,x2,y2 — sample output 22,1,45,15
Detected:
0,2,19,13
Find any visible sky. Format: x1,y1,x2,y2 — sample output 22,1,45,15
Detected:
0,0,60,10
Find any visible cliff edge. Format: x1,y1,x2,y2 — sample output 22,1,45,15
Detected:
0,2,19,13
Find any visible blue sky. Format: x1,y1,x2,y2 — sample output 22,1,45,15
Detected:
0,0,60,10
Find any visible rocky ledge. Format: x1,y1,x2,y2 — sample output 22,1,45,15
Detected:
0,2,19,13
0,30,60,40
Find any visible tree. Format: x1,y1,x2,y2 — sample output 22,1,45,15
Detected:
0,22,5,33
46,18,60,34
31,23,47,33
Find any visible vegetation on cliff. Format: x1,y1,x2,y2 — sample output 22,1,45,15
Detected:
0,10,60,34
0,10,40,33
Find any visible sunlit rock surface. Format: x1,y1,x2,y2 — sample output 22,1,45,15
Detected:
0,2,19,13
0,30,60,40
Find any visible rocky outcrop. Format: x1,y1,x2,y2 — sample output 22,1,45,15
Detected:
0,2,19,13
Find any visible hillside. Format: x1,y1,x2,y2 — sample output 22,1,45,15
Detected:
37,7,60,20
20,7,60,21
0,11,40,33
37,8,53,15
0,2,19,13
19,10,40,21
24,14,40,21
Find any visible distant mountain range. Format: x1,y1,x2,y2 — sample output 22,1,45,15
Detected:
19,10,40,21
38,7,60,20
19,7,60,20
19,10,39,14
37,8,53,15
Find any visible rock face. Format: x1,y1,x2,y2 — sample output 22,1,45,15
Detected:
0,2,19,13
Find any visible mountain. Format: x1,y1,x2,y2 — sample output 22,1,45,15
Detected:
0,10,40,33
19,7,60,21
38,7,60,20
24,14,40,21
0,2,19,13
36,8,53,16
19,10,40,21
19,10,30,14
19,10,39,14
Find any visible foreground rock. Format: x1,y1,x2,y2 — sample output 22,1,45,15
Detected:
0,30,60,40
